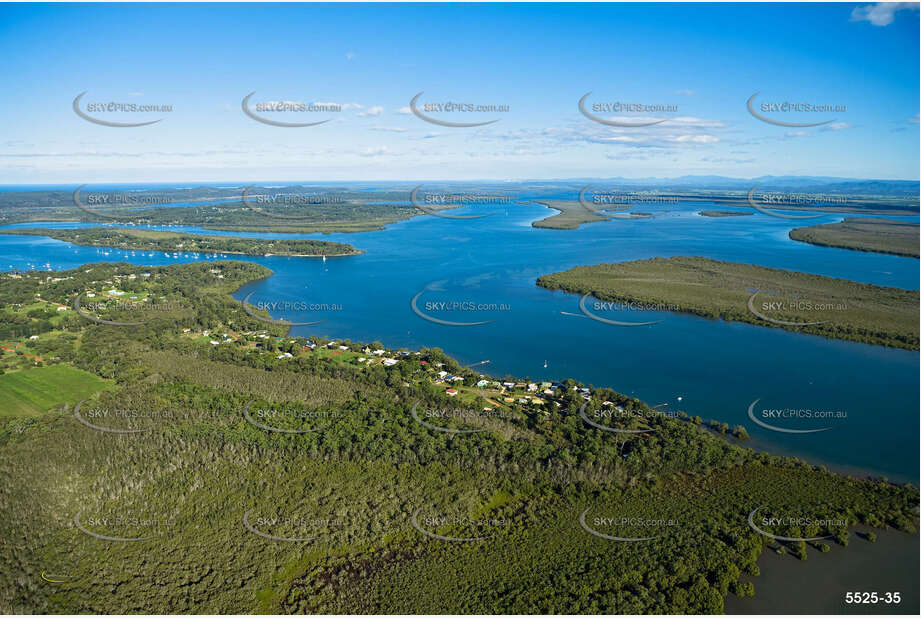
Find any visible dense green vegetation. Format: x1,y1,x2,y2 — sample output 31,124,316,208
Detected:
789,217,919,258
0,185,462,234
0,261,916,613
537,256,919,350
3,226,360,257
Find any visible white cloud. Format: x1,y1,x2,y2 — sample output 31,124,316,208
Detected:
909,114,919,124
784,130,811,138
668,116,726,128
673,89,695,96
370,126,407,133
396,106,412,115
358,106,384,117
346,52,355,60
822,122,852,131
850,2,918,26
359,146,388,157
667,134,719,144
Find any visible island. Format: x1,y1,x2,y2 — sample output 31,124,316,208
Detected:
0,184,501,234
0,260,916,614
2,226,361,257
789,217,920,258
698,210,753,217
530,200,609,229
537,256,919,350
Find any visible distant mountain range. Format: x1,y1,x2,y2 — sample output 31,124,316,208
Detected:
525,175,920,197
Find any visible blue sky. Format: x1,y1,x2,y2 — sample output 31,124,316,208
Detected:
0,2,918,183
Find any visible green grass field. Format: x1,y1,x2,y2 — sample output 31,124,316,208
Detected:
0,365,111,416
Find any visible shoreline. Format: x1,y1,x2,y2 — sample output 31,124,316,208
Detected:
0,227,364,259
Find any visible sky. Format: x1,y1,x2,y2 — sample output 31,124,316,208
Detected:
0,2,918,184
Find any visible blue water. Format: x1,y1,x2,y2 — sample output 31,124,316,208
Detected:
0,201,917,482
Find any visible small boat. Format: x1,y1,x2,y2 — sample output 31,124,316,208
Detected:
543,360,548,368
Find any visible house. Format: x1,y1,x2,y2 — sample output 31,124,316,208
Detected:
437,371,448,379
338,345,349,350
86,292,96,298
476,379,490,388
527,383,538,392
182,328,191,333
450,376,464,382
29,335,39,340
372,349,385,356
210,340,220,345
445,388,458,396
276,352,293,359
502,382,515,389
56,306,67,312
420,360,429,366
382,358,398,366
540,382,552,389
